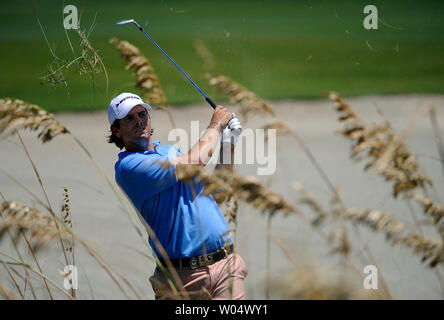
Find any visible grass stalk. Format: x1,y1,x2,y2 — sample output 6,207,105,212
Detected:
0,251,74,300
406,199,424,235
202,66,390,296
0,168,50,211
0,192,38,300
68,135,190,299
21,230,54,299
285,121,393,298
0,280,17,300
14,130,71,281
0,254,24,299
68,134,147,240
72,237,133,299
429,106,444,192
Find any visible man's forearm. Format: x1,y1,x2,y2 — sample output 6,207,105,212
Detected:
174,105,233,166
175,122,221,166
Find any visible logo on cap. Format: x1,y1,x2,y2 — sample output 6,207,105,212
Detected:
115,95,141,109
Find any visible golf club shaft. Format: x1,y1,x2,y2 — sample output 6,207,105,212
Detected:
131,21,217,109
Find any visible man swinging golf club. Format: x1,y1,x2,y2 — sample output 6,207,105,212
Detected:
107,92,247,299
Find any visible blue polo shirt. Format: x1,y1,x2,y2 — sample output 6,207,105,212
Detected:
114,141,230,259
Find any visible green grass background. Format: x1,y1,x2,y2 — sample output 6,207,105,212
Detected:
1,0,443,112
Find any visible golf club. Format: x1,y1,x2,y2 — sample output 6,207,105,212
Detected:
116,18,242,134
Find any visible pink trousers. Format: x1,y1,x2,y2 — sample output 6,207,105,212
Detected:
149,253,248,300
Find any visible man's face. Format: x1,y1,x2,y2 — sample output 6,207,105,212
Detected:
113,105,151,151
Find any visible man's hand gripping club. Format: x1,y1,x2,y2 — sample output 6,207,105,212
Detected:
221,113,242,145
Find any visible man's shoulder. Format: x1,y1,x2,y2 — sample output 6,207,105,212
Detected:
116,151,160,170
116,151,175,172
156,144,182,156
115,142,181,170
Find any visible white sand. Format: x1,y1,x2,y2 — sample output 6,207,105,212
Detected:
1,94,444,299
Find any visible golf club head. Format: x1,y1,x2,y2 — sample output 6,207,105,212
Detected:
116,19,136,26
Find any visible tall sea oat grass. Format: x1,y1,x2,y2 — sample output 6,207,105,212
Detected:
224,196,239,224
344,208,443,267
0,98,69,143
0,96,189,299
196,41,341,196
428,106,444,186
60,186,75,297
173,164,296,216
0,201,70,252
3,35,442,298
0,197,146,300
110,37,168,107
38,16,108,97
206,74,276,121
292,181,328,227
201,60,442,293
0,200,68,299
273,266,373,300
327,92,432,198
414,193,444,240
0,97,148,252
293,172,444,268
327,93,444,265
76,24,109,96
61,186,74,255
14,128,73,284
196,40,393,297
110,37,176,128
172,164,379,297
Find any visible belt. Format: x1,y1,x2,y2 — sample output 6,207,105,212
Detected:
158,244,234,270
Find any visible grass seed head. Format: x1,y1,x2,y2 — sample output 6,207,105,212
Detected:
0,98,69,143
207,74,276,121
328,92,432,198
345,207,443,267
171,163,296,216
0,201,70,251
273,266,373,299
110,37,168,108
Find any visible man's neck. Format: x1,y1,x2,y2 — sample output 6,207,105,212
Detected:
125,138,155,152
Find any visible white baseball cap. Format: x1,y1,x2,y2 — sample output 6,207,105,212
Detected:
108,92,152,125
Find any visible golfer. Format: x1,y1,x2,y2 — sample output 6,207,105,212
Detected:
107,92,247,299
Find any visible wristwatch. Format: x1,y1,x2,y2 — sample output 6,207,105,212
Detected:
210,121,223,129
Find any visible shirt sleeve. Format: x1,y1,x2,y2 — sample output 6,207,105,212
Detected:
120,153,178,200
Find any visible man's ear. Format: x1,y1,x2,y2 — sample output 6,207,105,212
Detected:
110,125,121,138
